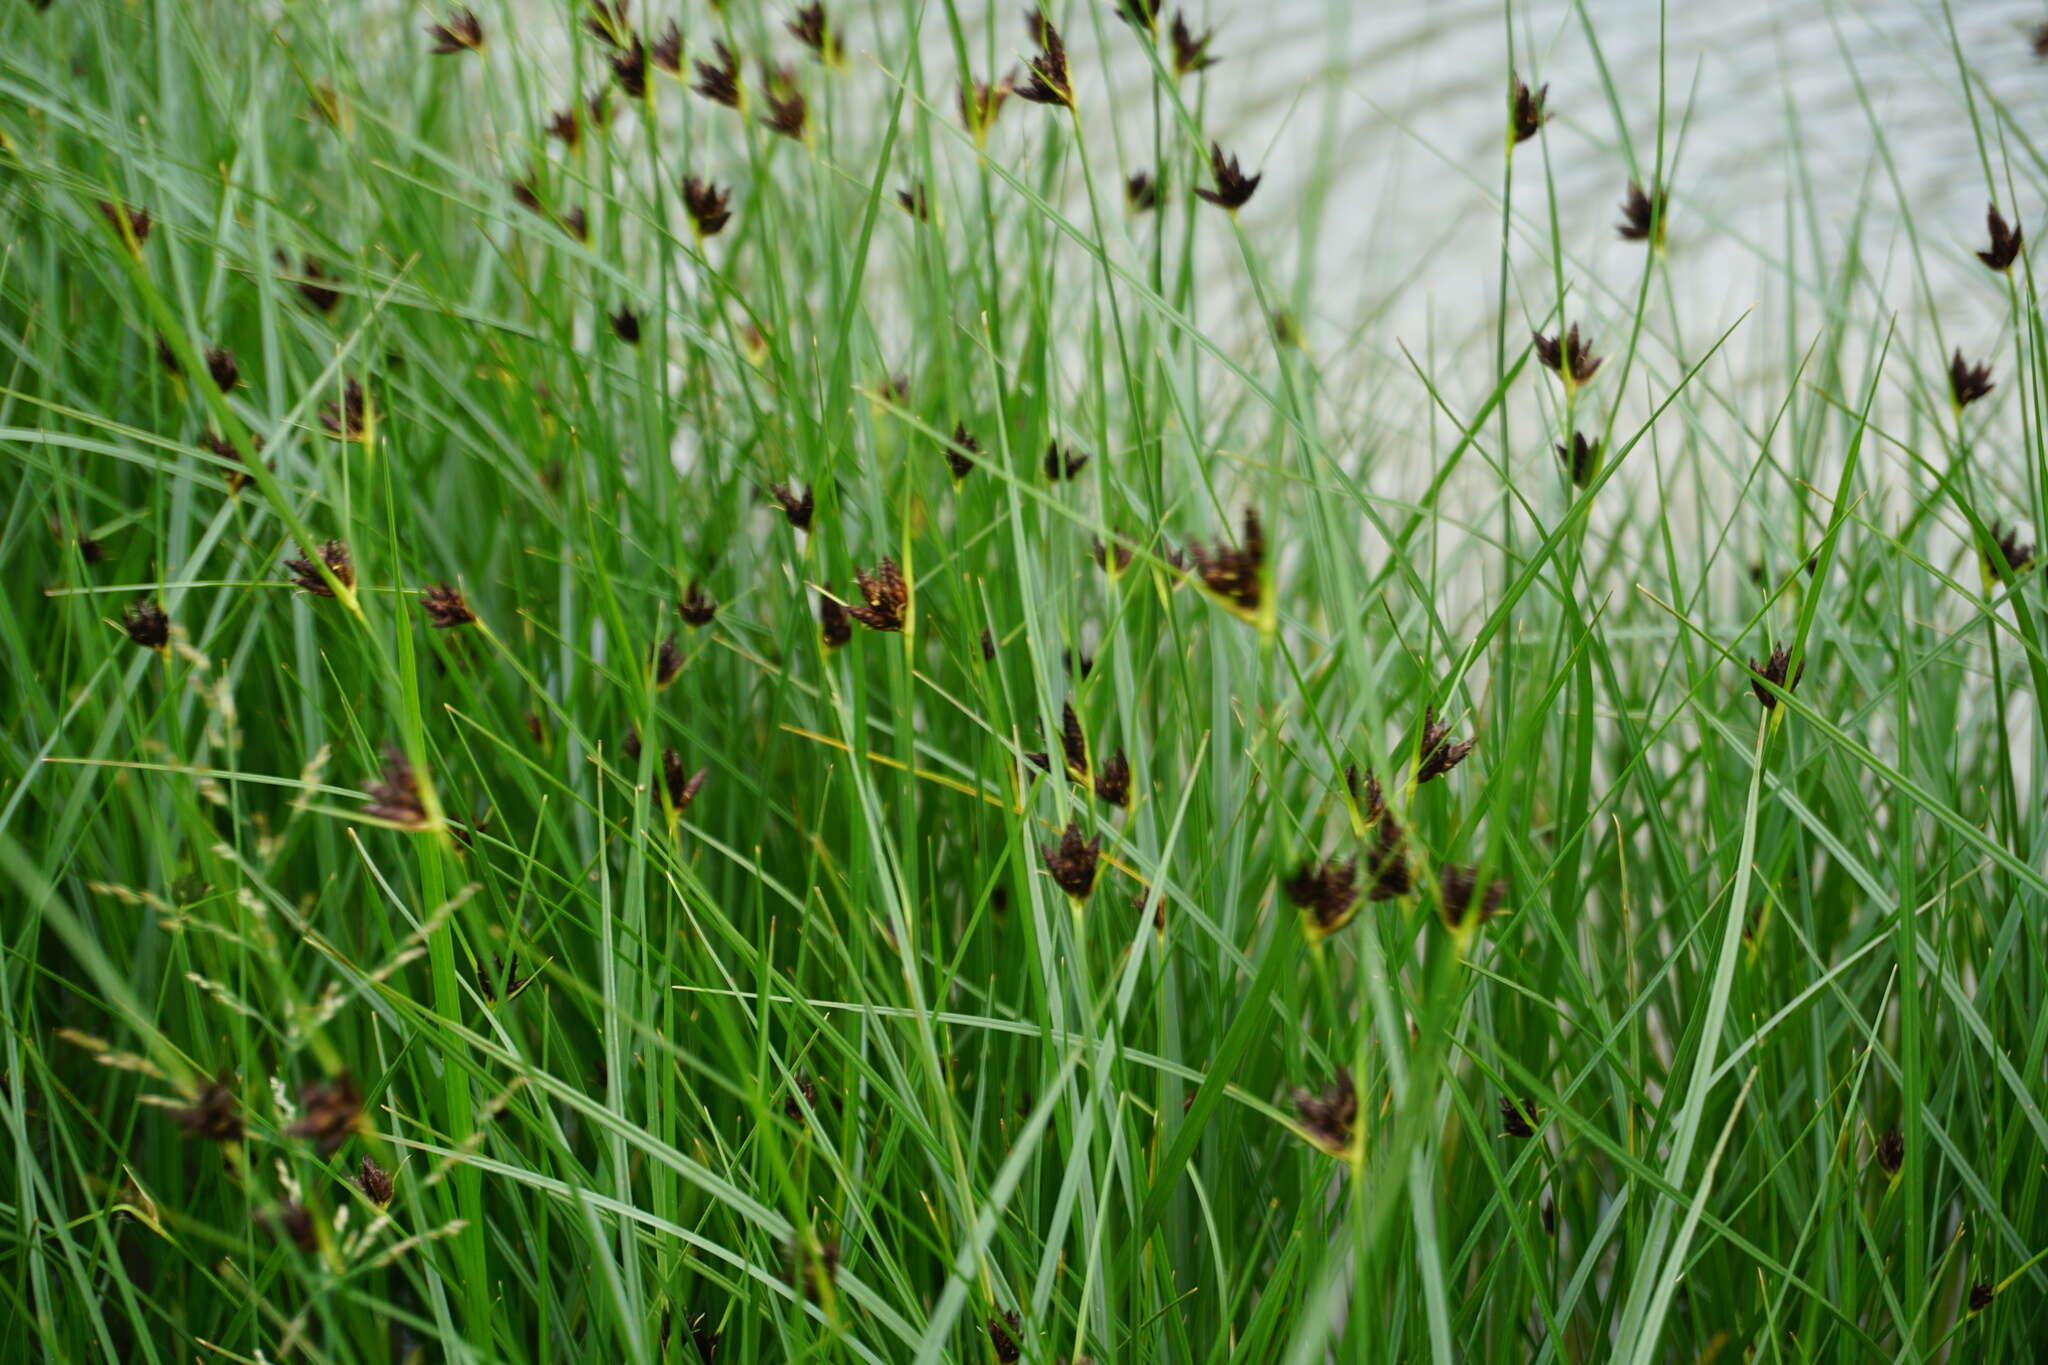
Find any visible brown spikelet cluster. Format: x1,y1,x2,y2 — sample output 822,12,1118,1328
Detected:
942,423,979,481
475,953,532,1003
286,1074,363,1157
1533,324,1602,388
960,73,1014,140
1016,11,1074,108
988,1312,1023,1364
1058,700,1090,781
847,557,908,632
654,633,685,688
1616,181,1666,245
1873,1125,1903,1178
1126,170,1159,212
280,253,342,313
1194,143,1261,211
266,1202,318,1252
363,744,432,829
1499,1097,1539,1138
1040,821,1101,900
611,35,649,98
1439,863,1507,931
788,3,845,66
662,748,708,815
1093,747,1131,807
610,306,642,343
547,105,583,148
169,1072,241,1142
1510,78,1549,145
1043,441,1089,481
760,67,808,139
97,200,152,250
420,581,476,628
123,599,171,650
1284,857,1360,939
285,540,354,596
1978,204,2023,272
584,0,629,47
1187,507,1265,618
788,1232,840,1301
1985,521,2034,584
1170,12,1217,76
679,581,718,626
1291,1066,1357,1158
1949,349,1994,408
355,1155,395,1205
683,177,732,238
651,21,683,75
1969,1280,1996,1313
1747,642,1804,712
319,377,370,441
771,482,814,530
819,593,852,648
426,7,484,54
201,429,266,494
1117,0,1161,31
1557,431,1601,488
1413,705,1474,783
896,182,931,221
205,346,239,391
1093,537,1133,574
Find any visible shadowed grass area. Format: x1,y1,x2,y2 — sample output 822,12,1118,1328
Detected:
2,0,2047,1360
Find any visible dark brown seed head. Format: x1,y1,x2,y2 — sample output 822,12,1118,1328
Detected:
848,557,909,632
1969,1280,1995,1313
1043,441,1089,481
1284,857,1360,937
1950,349,1994,408
692,40,742,105
475,952,530,1003
762,88,809,140
1040,821,1101,900
988,1312,1023,1365
1499,1096,1538,1139
205,346,239,392
896,181,931,221
587,86,616,128
156,332,182,375
783,1072,819,1123
123,599,170,650
1616,181,1666,244
1439,864,1507,931
1533,324,1602,387
1193,143,1260,211
1064,648,1093,678
661,747,709,813
1093,537,1133,574
1188,506,1265,615
622,726,644,763
97,200,152,249
959,73,1015,139
679,581,718,626
1364,814,1411,902
1058,700,1089,780
651,20,683,74
1094,748,1131,807
610,305,641,343
416,581,476,629
1170,11,1217,75
1986,521,2035,583
1556,431,1601,488
1414,705,1474,784
201,429,265,493
789,1233,840,1301
318,377,369,442
1291,1066,1357,1157
654,633,685,688
546,105,582,148
770,482,814,530
2036,21,2048,60
1510,78,1548,144
583,0,629,46
686,1312,720,1361
1345,764,1386,826
1117,0,1161,31
285,539,354,596
363,744,430,829
282,253,342,313
683,177,731,237
77,535,106,564
560,205,589,241
1978,203,2023,272
611,35,648,97
943,423,979,481
169,1071,241,1141
788,3,845,65
1016,15,1074,108
355,1154,395,1205
1874,1125,1903,1177
266,1201,318,1252
980,627,997,661
1126,170,1159,212
1746,642,1804,711
286,1074,363,1157
819,593,853,648
426,7,484,53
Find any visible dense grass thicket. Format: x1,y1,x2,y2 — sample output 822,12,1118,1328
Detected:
5,0,2048,1359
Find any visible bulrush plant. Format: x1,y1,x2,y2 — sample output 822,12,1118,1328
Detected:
20,2,2048,1360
